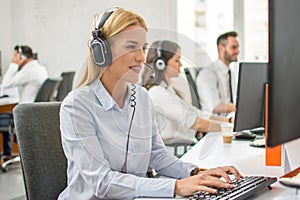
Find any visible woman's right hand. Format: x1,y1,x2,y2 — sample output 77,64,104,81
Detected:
174,166,242,197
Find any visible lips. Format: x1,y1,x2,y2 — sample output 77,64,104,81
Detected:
129,66,141,73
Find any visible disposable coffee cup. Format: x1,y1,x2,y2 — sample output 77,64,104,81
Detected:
220,123,234,144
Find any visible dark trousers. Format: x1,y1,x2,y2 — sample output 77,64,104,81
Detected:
0,113,14,157
1,131,12,156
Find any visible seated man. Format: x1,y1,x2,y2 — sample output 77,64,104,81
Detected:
196,31,239,115
0,45,48,162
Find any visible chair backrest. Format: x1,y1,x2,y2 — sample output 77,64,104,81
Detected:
56,71,75,101
34,78,61,102
184,68,202,109
13,102,67,200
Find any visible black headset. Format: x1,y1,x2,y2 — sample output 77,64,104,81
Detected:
154,40,167,71
91,8,118,67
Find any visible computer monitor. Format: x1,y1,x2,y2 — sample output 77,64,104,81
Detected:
233,62,268,132
0,50,2,76
268,0,300,147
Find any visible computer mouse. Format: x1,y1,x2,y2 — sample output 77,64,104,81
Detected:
235,131,256,140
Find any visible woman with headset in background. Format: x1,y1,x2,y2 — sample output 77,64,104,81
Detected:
59,7,241,199
141,40,232,145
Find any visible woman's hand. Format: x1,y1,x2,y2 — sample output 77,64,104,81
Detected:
174,166,242,197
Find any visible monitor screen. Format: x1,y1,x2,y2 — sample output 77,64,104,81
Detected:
234,62,268,132
0,50,2,76
268,0,300,147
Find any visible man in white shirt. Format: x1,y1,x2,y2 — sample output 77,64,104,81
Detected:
0,45,48,162
2,45,48,103
196,31,239,115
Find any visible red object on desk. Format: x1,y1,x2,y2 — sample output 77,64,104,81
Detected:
265,84,282,166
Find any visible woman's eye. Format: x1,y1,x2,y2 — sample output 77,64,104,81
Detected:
127,45,136,50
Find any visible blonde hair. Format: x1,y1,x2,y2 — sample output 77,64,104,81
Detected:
76,8,148,88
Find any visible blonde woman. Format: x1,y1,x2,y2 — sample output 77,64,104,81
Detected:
59,8,241,199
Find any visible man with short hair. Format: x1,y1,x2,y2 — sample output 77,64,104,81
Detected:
0,45,48,163
196,31,239,115
2,45,48,103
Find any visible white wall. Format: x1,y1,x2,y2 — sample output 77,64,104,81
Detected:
0,0,13,76
0,0,177,79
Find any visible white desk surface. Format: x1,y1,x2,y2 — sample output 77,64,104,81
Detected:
0,84,19,106
0,97,19,106
136,132,300,200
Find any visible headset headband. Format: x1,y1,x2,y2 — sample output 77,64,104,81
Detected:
156,41,163,58
93,7,120,38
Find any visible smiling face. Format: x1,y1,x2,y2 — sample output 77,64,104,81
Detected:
105,25,148,84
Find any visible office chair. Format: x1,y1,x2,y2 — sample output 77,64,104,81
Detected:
56,71,75,101
13,102,67,200
34,78,61,102
1,79,61,172
165,141,196,158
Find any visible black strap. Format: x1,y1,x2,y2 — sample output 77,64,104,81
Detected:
228,70,233,103
184,68,201,109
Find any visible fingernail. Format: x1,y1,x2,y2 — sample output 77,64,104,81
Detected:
213,189,217,193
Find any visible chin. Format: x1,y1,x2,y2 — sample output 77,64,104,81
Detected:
128,78,139,84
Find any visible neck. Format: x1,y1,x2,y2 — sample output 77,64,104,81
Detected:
101,73,127,108
164,73,172,86
19,58,33,70
219,58,230,67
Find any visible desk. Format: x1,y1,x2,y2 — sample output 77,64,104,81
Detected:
136,132,299,200
180,132,299,199
0,102,18,154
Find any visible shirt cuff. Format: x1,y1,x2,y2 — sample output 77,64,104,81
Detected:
135,178,176,198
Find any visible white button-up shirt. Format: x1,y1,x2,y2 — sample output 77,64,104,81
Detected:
58,79,196,199
148,83,210,144
196,59,236,114
2,60,48,103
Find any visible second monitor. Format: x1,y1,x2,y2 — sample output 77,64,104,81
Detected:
234,62,268,132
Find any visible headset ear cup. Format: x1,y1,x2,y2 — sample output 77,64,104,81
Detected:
91,37,112,67
155,57,167,71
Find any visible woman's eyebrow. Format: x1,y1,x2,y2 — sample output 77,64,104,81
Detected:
125,40,139,45
125,40,148,46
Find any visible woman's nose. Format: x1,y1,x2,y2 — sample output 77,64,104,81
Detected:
135,48,146,63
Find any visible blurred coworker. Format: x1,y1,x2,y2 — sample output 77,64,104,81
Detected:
196,31,239,115
0,45,48,162
2,45,48,103
141,40,232,145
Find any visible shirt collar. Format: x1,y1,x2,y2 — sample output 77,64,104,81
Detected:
90,79,131,111
216,59,230,74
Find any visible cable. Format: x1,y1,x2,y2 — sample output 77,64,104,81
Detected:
121,84,136,173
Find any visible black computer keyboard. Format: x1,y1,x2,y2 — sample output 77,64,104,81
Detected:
188,176,277,200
